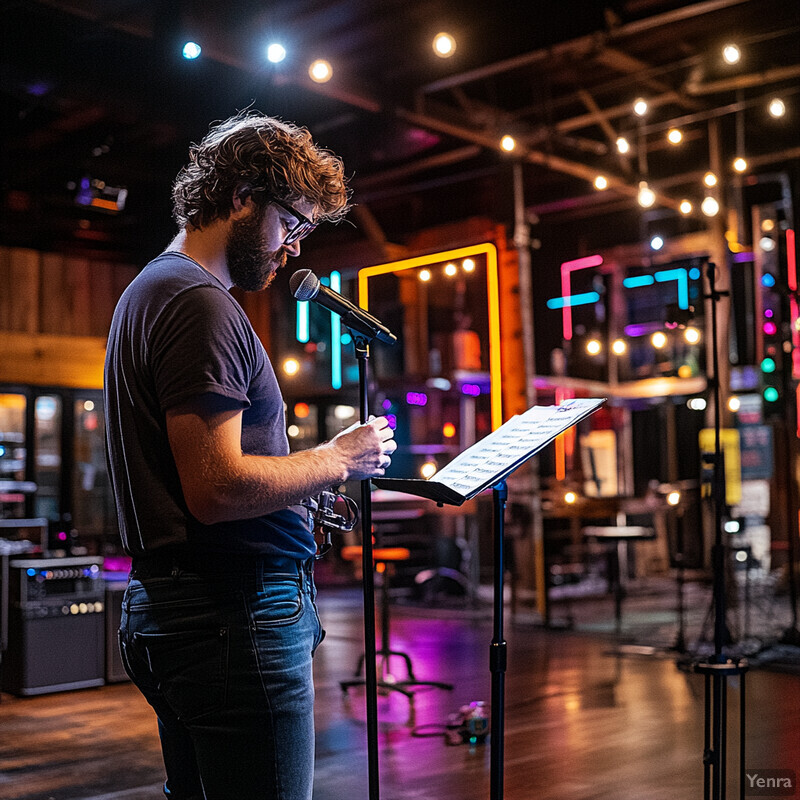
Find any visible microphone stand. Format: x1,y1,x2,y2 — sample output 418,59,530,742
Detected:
352,331,381,800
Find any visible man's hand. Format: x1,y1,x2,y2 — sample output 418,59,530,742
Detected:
330,416,397,481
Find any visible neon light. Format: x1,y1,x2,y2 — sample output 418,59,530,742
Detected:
557,254,604,341
330,271,342,390
623,321,663,337
787,229,797,291
546,292,600,309
623,275,654,289
732,252,754,263
462,383,481,396
655,268,689,309
406,391,428,406
689,267,702,279
762,274,776,288
359,243,503,429
764,321,777,336
296,301,309,343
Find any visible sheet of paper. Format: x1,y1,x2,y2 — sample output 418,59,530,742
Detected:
433,398,605,497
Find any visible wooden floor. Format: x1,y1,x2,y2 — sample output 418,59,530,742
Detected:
2,586,799,800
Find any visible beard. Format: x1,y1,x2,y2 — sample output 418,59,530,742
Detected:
225,207,287,292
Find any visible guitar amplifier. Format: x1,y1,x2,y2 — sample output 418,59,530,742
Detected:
2,557,105,695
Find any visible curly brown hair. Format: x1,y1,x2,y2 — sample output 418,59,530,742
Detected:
172,111,351,229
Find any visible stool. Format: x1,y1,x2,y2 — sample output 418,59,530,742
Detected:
582,526,656,635
339,545,453,698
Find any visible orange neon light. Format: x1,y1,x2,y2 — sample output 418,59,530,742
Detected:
358,243,502,430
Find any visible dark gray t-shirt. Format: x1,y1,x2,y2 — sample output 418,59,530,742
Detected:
104,252,314,560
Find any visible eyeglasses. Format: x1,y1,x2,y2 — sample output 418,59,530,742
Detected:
268,196,318,244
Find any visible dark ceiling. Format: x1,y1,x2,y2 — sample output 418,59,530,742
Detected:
2,0,799,264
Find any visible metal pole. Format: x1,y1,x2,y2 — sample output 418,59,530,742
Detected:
490,481,508,800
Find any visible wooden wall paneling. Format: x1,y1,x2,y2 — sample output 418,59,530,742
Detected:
88,260,116,337
40,252,65,335
8,248,40,333
0,247,11,330
0,332,106,388
112,263,138,304
65,256,92,336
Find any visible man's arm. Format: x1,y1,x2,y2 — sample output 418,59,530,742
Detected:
166,404,396,525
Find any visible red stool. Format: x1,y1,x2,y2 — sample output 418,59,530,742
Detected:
339,545,453,698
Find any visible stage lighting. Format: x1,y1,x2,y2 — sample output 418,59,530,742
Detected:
768,98,786,118
267,43,286,63
500,135,516,152
633,98,648,116
701,196,720,216
309,59,332,82
616,136,630,154
637,182,655,208
679,200,693,215
722,44,741,64
593,175,608,190
182,42,201,60
433,32,456,57
667,128,683,145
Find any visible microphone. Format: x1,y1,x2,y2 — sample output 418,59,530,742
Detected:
290,269,397,345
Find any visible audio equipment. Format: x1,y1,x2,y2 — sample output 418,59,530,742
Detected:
2,557,105,695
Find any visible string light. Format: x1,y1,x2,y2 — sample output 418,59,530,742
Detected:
616,137,630,154
667,491,681,506
768,98,786,118
309,59,332,83
419,268,431,282
732,157,748,173
722,43,741,64
679,200,693,215
433,32,456,58
586,338,602,355
667,128,683,145
444,263,457,277
728,396,741,412
593,175,608,190
684,327,701,344
500,135,516,152
282,357,300,376
637,181,656,208
611,338,627,355
421,461,438,479
701,196,720,216
633,97,648,116
462,258,475,272
703,172,718,187
650,235,664,251
651,331,667,349
564,491,578,504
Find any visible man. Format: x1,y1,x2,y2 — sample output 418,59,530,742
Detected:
104,111,396,800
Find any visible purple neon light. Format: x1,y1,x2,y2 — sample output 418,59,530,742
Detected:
406,391,428,406
461,384,481,396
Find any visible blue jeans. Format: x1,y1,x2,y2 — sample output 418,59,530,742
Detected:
118,557,324,800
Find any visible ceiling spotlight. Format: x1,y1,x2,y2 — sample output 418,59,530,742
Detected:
500,135,516,152
419,268,432,282
638,182,656,208
267,43,286,63
182,41,202,60
616,136,630,154
594,175,608,190
732,157,748,173
611,338,627,355
462,258,476,272
667,128,683,145
703,171,718,187
701,196,720,217
433,32,456,58
768,98,786,118
309,59,332,83
633,97,648,116
650,235,664,251
651,331,668,349
679,199,693,215
722,43,741,64
444,263,458,277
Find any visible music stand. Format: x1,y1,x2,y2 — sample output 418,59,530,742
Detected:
374,397,605,800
